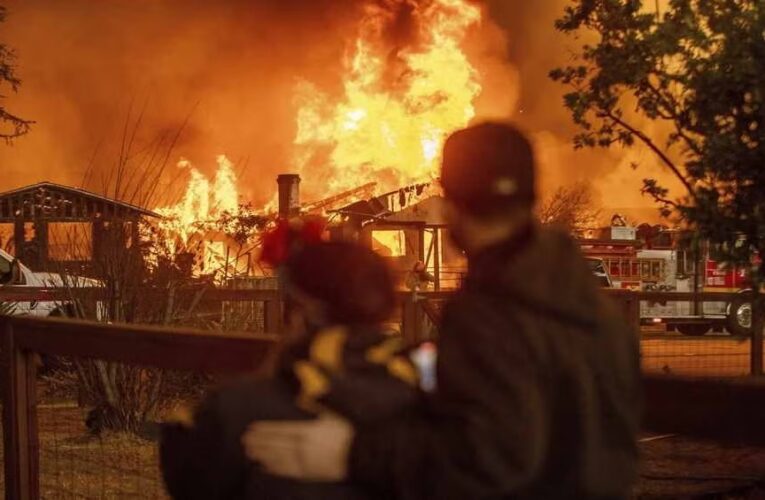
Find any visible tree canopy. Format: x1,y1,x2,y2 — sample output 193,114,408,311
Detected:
551,0,765,285
0,5,31,141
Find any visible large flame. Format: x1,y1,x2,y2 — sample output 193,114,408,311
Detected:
156,155,239,246
294,0,483,194
152,155,254,279
149,0,484,276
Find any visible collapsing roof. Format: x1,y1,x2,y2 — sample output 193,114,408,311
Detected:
330,182,432,222
0,182,160,222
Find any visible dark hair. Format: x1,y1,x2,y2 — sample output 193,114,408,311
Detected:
285,241,396,325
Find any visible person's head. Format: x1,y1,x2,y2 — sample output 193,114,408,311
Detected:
440,122,537,255
283,240,396,334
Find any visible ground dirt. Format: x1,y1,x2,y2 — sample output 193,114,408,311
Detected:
3,405,765,499
637,435,765,499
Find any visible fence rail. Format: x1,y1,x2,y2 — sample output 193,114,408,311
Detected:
0,315,276,500
1,288,764,499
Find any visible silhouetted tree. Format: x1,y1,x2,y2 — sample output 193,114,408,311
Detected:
551,0,765,290
0,6,31,141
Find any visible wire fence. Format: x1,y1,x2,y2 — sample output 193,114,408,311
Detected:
33,357,214,499
0,415,4,500
401,290,760,378
37,402,164,498
640,335,753,377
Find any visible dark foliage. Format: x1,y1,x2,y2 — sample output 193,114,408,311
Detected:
551,0,765,288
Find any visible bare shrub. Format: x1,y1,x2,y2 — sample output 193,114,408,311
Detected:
538,182,600,236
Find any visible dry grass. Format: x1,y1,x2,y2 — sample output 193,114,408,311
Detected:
37,403,167,499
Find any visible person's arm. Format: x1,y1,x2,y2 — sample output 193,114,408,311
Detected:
351,297,551,499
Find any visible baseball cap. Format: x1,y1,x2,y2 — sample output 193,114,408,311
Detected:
441,122,536,216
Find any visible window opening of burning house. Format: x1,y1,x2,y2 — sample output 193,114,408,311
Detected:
47,222,93,262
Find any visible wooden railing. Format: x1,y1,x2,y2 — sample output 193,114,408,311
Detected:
2,313,765,499
0,286,285,333
1,285,757,352
0,315,278,500
0,286,764,499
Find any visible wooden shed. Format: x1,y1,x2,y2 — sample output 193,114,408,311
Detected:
0,182,159,274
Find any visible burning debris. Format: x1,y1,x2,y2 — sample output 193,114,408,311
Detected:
152,156,268,280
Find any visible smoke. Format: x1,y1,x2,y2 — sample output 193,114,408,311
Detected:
0,0,361,206
480,0,680,221
0,0,673,221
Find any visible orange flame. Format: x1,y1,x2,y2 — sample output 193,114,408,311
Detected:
294,0,483,194
150,0,484,274
156,154,239,246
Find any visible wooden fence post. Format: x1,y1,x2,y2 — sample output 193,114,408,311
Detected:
2,318,40,500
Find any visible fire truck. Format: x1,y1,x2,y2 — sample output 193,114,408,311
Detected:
579,223,753,336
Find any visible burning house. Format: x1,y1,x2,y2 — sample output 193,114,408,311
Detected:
329,183,466,290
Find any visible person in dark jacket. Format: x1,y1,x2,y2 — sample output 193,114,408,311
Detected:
160,229,420,500
246,123,642,499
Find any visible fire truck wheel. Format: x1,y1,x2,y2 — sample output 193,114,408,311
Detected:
676,323,710,336
727,297,753,337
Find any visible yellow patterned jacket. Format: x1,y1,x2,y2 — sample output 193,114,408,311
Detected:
277,325,420,423
160,325,421,500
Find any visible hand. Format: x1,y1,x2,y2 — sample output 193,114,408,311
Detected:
242,412,355,482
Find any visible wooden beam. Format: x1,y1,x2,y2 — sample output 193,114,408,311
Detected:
0,286,285,303
401,294,419,344
2,316,277,374
14,218,24,259
433,228,441,291
1,320,40,500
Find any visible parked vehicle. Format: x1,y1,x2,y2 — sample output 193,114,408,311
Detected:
586,257,613,288
0,248,98,317
580,226,753,336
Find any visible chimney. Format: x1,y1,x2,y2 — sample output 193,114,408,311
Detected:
277,174,301,219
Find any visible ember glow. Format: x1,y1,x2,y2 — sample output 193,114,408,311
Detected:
293,0,483,194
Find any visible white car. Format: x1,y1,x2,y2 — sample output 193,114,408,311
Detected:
0,248,99,317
